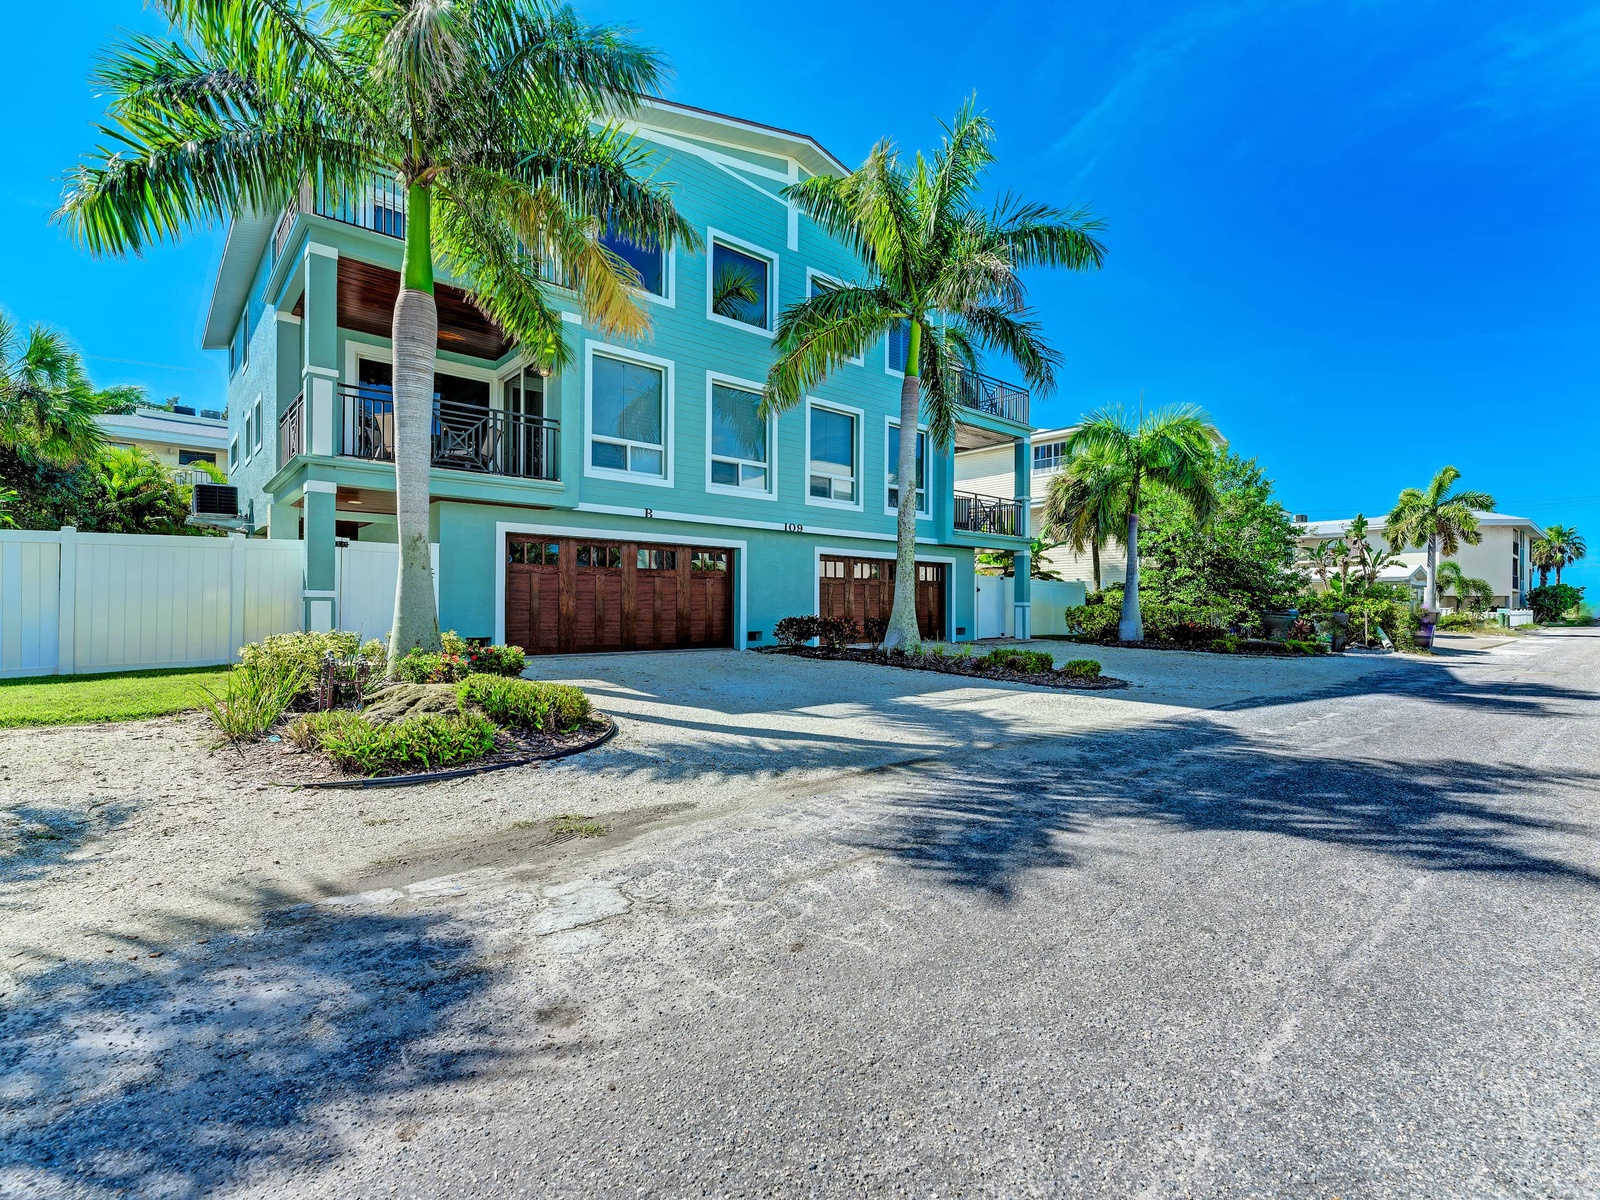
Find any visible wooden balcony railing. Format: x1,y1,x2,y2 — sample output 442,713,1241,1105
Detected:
953,490,1025,538
337,385,560,481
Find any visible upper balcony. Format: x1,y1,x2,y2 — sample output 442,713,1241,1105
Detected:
953,369,1029,427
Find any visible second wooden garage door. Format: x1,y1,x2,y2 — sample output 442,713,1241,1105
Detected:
818,555,947,641
506,536,733,654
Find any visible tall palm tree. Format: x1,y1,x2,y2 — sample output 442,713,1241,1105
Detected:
0,312,118,465
1539,524,1586,586
763,99,1105,650
57,0,696,670
1530,535,1560,587
1385,466,1495,613
1062,403,1219,641
1042,444,1127,592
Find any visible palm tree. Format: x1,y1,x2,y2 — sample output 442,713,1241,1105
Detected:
1539,524,1586,585
57,0,696,670
763,99,1105,649
1437,561,1493,615
1385,466,1495,613
0,311,117,465
1298,539,1338,588
1062,403,1220,641
1530,536,1560,587
1042,444,1127,592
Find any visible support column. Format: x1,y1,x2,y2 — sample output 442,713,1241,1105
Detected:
1013,435,1032,640
302,481,338,631
267,501,299,540
302,243,340,457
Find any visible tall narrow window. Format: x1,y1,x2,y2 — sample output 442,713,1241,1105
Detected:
808,405,857,504
252,398,263,453
601,228,667,298
709,239,772,330
887,318,910,374
709,382,769,492
809,273,863,364
886,423,928,514
590,352,666,477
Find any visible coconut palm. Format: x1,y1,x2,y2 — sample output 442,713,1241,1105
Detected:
57,0,696,670
1538,524,1586,586
1042,444,1127,592
1437,561,1494,615
1385,466,1495,613
763,99,1106,649
1062,403,1220,641
1530,536,1560,587
0,312,121,465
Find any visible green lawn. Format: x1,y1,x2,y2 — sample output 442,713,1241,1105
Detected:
0,666,230,729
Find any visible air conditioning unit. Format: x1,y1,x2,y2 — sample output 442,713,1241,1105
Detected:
192,483,240,518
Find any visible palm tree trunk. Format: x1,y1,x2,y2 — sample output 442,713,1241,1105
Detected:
883,323,924,652
1424,536,1438,612
387,181,443,670
1091,539,1101,592
1120,506,1142,642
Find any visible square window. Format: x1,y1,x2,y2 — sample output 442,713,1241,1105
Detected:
710,240,771,330
808,406,857,505
709,382,770,494
590,352,666,478
576,545,592,567
886,423,928,515
601,228,667,297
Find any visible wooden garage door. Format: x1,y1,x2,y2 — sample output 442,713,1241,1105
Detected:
819,556,946,641
505,536,733,655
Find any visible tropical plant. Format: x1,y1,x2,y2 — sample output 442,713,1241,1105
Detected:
1436,561,1494,616
1041,444,1127,591
92,446,197,534
976,536,1066,580
763,99,1105,649
58,0,697,674
1,310,137,465
1299,539,1338,588
1530,537,1560,587
1528,583,1584,623
1385,466,1495,613
0,486,16,528
1061,403,1220,641
196,659,310,744
1535,524,1586,586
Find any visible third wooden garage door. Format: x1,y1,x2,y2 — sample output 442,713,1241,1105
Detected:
818,555,946,641
505,536,733,654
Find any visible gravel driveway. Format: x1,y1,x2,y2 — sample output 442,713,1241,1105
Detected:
2,631,1595,1197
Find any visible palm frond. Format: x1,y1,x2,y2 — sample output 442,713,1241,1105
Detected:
990,194,1107,271
960,303,1061,395
764,286,897,414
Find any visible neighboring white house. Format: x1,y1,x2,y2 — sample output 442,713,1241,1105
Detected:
94,406,230,478
1296,512,1544,610
955,424,1130,588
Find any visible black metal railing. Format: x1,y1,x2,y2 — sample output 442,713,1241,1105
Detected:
279,392,305,461
953,369,1030,426
337,384,560,481
953,490,1025,538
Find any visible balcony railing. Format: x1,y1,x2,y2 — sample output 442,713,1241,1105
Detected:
953,490,1025,538
338,385,560,481
279,392,305,462
954,369,1029,426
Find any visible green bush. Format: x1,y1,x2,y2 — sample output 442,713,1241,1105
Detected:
1283,639,1323,656
773,615,857,649
391,649,469,684
977,647,1055,674
1528,583,1584,623
1062,598,1121,643
457,673,592,732
237,631,386,697
1211,634,1243,654
196,659,309,742
1061,658,1102,678
290,710,498,774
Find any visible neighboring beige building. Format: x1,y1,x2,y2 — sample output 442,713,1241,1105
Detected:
1296,512,1543,610
95,406,230,478
955,425,1129,589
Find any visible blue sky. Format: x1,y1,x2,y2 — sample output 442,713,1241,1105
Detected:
6,0,1598,588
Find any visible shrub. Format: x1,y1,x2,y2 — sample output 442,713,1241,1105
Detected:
773,615,858,649
861,616,890,649
392,649,469,684
237,631,385,698
291,710,498,774
1211,634,1243,654
774,615,820,646
1528,583,1583,623
1061,658,1102,678
196,660,309,742
1283,639,1323,656
1436,611,1483,631
460,643,527,676
1062,599,1121,643
457,673,591,732
977,647,1056,674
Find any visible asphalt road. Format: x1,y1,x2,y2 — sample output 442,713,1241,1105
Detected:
4,630,1598,1198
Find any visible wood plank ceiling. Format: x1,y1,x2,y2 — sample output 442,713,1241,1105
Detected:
292,258,512,361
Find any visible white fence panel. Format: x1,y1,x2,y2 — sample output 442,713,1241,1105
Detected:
0,533,62,678
974,575,1008,639
242,541,307,647
1029,579,1089,637
971,575,1087,639
335,541,440,643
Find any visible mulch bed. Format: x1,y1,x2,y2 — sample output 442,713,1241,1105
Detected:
760,646,1130,690
223,712,616,788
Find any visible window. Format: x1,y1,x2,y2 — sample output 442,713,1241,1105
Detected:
808,272,862,365
507,541,560,565
575,544,624,569
637,547,678,571
229,316,248,376
229,437,238,470
691,550,728,573
887,318,910,375
708,235,773,332
708,380,770,494
589,348,667,479
886,422,928,515
242,411,253,461
601,227,668,299
808,404,858,505
252,398,263,453
179,451,216,466
1033,441,1067,472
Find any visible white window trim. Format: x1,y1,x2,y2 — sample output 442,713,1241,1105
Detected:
704,371,776,502
804,268,863,365
804,396,864,512
229,436,239,471
705,227,779,339
583,339,675,489
885,320,908,379
602,232,675,308
252,395,264,455
884,416,931,520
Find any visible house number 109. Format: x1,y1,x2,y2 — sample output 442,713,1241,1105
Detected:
783,522,804,533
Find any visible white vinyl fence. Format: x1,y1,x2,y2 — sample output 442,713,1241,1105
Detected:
0,528,303,678
335,540,440,644
973,576,1089,640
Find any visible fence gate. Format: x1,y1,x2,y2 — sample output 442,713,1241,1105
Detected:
334,540,441,645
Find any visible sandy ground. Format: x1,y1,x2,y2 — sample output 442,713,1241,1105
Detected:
0,643,1403,976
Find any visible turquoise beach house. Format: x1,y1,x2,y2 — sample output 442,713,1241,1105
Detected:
203,100,1037,655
